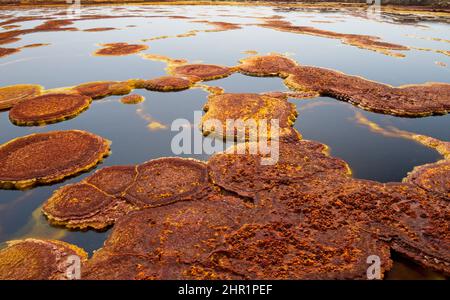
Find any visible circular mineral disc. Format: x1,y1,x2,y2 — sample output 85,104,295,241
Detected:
0,84,42,110
238,54,298,77
9,93,92,126
120,94,144,104
73,81,132,99
0,239,87,280
201,93,298,140
0,130,110,189
207,140,350,198
93,43,148,56
123,157,209,208
43,183,115,220
144,76,192,91
85,165,136,196
171,64,233,81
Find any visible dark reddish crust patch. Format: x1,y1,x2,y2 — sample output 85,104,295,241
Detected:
93,43,149,56
85,165,137,197
144,76,193,91
73,81,132,99
201,93,298,139
171,64,234,81
404,160,450,199
285,66,450,116
9,93,92,126
0,84,42,110
0,239,87,280
0,130,110,189
124,158,209,208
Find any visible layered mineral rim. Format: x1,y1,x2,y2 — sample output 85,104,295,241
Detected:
0,84,43,110
9,93,92,126
0,130,110,189
72,81,132,99
42,157,212,230
120,94,145,104
0,238,88,280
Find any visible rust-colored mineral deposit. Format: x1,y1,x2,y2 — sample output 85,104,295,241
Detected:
120,94,145,104
238,54,298,77
9,93,92,126
0,238,87,280
404,160,450,199
201,93,298,140
73,81,132,99
170,64,234,81
144,76,193,91
0,84,42,110
0,130,110,189
93,43,149,56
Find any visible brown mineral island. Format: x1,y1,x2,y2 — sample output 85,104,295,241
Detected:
0,130,110,189
9,93,92,126
0,84,42,110
170,64,234,81
93,43,149,56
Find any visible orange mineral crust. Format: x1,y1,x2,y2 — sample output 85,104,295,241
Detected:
9,93,92,126
0,46,19,58
0,239,87,280
120,94,145,104
144,76,194,91
404,160,450,199
201,93,298,140
238,54,298,77
73,81,132,99
0,130,110,189
170,64,234,81
285,67,450,116
0,84,42,110
93,42,149,56
42,158,212,230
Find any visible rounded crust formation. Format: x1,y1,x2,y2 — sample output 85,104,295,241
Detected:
238,54,298,77
9,93,92,126
171,64,234,81
120,94,145,104
201,93,298,140
73,81,132,99
42,158,211,230
0,130,110,189
0,84,43,110
0,239,87,280
93,43,149,56
404,160,450,199
144,76,193,91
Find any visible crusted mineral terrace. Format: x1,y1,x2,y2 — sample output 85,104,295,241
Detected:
36,134,449,278
9,93,92,125
72,81,132,99
0,130,110,189
239,54,450,117
0,238,87,280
